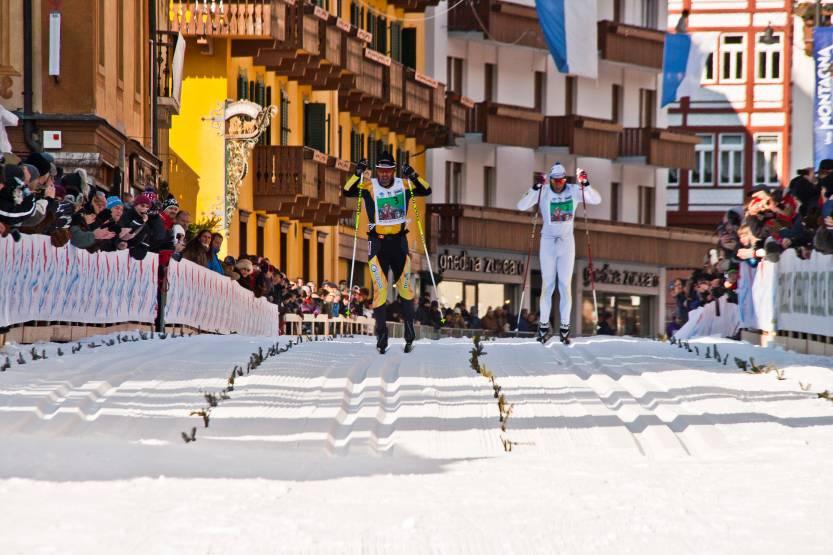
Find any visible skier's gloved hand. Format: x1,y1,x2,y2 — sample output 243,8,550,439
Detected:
355,159,369,177
532,172,545,190
402,164,419,181
577,168,590,186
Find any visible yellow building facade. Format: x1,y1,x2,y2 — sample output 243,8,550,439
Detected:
166,0,461,291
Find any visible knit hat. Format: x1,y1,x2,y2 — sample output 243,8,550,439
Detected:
23,164,40,182
24,152,51,176
106,196,124,210
162,196,179,210
3,164,25,188
235,258,254,272
549,163,567,179
133,192,155,207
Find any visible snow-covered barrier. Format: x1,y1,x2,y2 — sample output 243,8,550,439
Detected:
164,258,280,336
0,234,158,328
673,297,740,340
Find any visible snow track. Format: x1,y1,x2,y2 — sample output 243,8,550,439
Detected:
1,334,833,553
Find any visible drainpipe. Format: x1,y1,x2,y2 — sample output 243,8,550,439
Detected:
150,0,158,155
22,0,41,152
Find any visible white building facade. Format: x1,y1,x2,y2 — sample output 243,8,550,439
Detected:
422,0,710,337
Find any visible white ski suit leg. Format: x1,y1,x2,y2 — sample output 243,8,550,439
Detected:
538,235,575,328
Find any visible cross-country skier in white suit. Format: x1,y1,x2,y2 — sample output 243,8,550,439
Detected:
517,163,601,344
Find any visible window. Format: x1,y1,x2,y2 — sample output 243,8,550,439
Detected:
756,34,782,81
690,134,714,186
316,234,326,283
280,90,290,145
641,0,658,29
390,22,402,62
639,88,655,128
703,52,715,83
754,134,780,186
117,0,124,81
611,84,623,124
565,76,577,115
367,12,377,48
484,63,496,102
263,87,272,145
483,166,496,208
98,0,106,67
376,16,387,54
396,147,410,178
668,168,679,185
402,28,417,69
350,130,365,162
238,211,250,256
447,57,464,95
638,186,654,225
614,0,624,23
350,2,362,27
303,102,327,153
720,35,745,82
719,133,744,185
445,161,463,203
303,235,310,283
610,182,621,221
534,71,546,113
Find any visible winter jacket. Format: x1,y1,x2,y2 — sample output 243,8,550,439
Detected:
206,248,225,275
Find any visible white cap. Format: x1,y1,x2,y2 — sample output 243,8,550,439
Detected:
549,163,567,179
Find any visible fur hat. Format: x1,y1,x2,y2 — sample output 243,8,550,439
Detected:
235,258,254,272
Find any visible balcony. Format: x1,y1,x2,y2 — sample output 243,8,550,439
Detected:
446,94,472,138
619,128,699,169
597,20,666,71
169,1,272,38
540,116,623,160
427,204,716,268
154,31,181,129
448,0,547,50
252,146,353,226
387,0,443,12
468,101,544,149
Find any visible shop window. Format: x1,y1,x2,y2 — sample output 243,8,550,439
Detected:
754,134,780,186
719,133,744,185
690,134,714,186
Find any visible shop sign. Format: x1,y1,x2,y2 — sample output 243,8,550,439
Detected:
583,263,659,288
438,250,525,276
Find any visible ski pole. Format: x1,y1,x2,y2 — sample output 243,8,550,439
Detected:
345,176,365,318
406,177,445,325
516,175,545,333
578,168,599,333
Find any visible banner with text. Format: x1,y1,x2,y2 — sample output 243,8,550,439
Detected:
0,234,158,328
776,250,833,337
814,26,833,169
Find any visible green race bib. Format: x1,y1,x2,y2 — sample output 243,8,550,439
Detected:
549,198,574,223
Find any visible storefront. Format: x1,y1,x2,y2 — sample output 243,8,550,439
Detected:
434,248,526,316
574,260,665,337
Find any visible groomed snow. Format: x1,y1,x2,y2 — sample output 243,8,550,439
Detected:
1,333,832,553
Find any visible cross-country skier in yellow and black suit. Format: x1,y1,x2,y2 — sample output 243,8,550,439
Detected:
343,151,431,354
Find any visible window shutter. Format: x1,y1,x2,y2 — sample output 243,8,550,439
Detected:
367,13,377,49
390,22,402,62
304,103,327,153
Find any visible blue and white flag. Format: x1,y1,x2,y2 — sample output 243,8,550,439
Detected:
661,33,708,107
536,0,598,79
814,26,833,169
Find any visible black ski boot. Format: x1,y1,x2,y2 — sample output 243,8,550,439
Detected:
403,320,415,353
536,324,551,344
559,325,571,345
376,329,389,354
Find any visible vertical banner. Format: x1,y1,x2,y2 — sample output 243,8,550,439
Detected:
814,26,833,169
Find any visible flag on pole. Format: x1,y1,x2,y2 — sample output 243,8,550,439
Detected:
661,33,709,107
536,0,598,79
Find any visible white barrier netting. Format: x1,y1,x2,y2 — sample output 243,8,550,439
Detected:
164,258,280,336
0,234,158,327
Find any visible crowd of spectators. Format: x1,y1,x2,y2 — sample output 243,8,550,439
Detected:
669,159,833,336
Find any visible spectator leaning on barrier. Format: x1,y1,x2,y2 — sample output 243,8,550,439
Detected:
815,199,833,255
235,258,256,291
206,232,225,275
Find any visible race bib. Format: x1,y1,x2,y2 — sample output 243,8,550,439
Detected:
373,179,407,226
549,198,574,222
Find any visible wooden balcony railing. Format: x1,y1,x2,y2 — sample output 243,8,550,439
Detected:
387,0,443,12
446,94,470,137
154,31,180,129
253,146,351,226
598,20,666,70
448,0,546,50
467,101,544,149
427,204,716,268
169,1,272,38
619,128,699,169
541,115,623,160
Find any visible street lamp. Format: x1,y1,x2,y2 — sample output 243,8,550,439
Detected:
759,23,779,45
